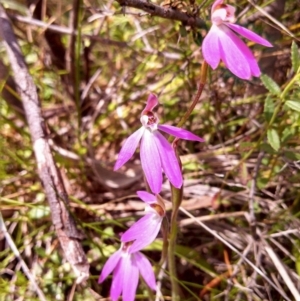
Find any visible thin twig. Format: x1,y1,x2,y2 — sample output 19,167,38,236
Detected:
178,206,292,301
10,14,181,59
10,14,127,47
248,151,264,230
0,212,47,301
264,241,300,301
155,260,167,301
180,211,246,226
0,5,89,283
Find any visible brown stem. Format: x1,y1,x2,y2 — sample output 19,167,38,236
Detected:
176,61,208,128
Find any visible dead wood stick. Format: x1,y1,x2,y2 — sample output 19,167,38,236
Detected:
116,0,205,28
0,5,89,284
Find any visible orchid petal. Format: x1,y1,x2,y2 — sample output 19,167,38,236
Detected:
202,25,221,69
142,93,158,114
140,130,162,194
136,190,157,204
121,213,162,253
114,127,145,170
217,24,252,79
99,249,122,283
224,4,236,22
122,255,139,301
110,259,123,301
135,252,156,290
223,25,261,77
226,23,272,47
153,132,182,189
158,124,204,142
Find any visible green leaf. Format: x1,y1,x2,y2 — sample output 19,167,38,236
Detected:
284,151,300,161
264,95,274,122
285,100,300,112
282,127,295,143
260,74,281,95
291,41,300,73
267,129,280,151
260,142,276,154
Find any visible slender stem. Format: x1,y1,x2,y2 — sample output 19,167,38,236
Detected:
176,61,208,128
74,0,83,128
167,62,209,300
168,183,183,301
156,217,169,277
280,73,300,100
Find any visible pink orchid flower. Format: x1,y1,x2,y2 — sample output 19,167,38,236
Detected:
114,94,204,193
202,0,272,80
121,191,165,253
99,242,156,301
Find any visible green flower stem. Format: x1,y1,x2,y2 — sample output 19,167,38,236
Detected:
168,183,183,301
168,141,183,300
280,73,300,100
156,217,169,277
167,61,208,300
74,0,83,129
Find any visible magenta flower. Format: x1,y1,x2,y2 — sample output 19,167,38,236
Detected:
99,242,156,301
121,191,165,253
202,0,272,80
114,94,204,193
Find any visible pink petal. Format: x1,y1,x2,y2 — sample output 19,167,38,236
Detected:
140,130,162,194
152,132,182,189
136,190,157,204
99,249,122,283
223,25,261,77
142,93,158,114
114,127,145,170
218,24,252,79
202,25,221,69
158,124,204,142
224,4,236,21
122,255,139,301
226,23,272,47
135,252,156,290
121,213,162,253
110,261,123,301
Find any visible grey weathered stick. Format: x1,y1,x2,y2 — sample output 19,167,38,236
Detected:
0,212,47,301
0,5,89,284
115,0,205,28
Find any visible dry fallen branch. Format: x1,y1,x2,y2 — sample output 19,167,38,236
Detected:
0,5,89,284
115,0,205,27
